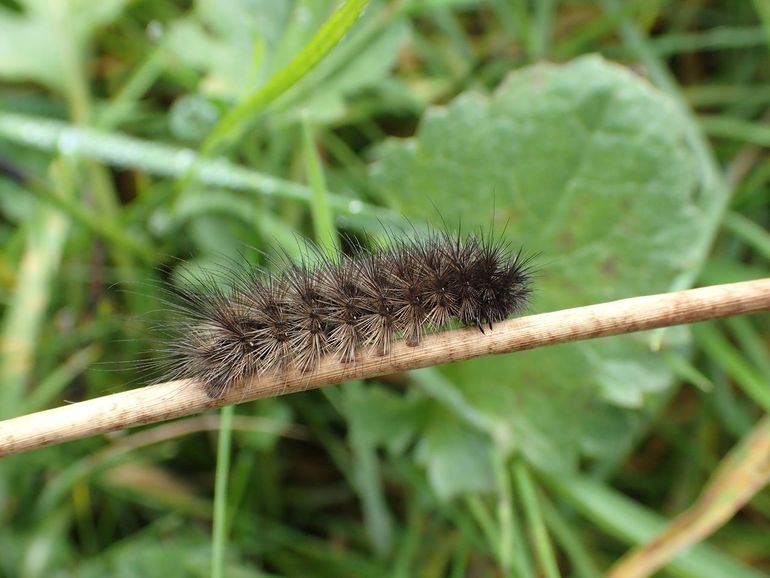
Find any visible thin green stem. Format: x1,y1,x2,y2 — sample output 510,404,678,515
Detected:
0,112,401,228
303,114,340,254
662,350,714,393
53,0,140,284
539,496,602,578
722,211,770,261
532,0,554,59
751,0,770,46
202,0,370,154
492,451,534,578
650,26,766,56
465,496,503,564
27,175,156,263
0,165,71,417
513,460,561,578
341,383,393,557
552,0,642,58
492,451,515,575
694,323,770,413
97,43,169,130
211,405,235,578
699,114,770,148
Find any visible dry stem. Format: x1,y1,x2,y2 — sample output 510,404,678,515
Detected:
607,414,770,578
0,278,768,457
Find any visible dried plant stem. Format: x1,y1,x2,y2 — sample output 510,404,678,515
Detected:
0,278,768,457
606,413,770,578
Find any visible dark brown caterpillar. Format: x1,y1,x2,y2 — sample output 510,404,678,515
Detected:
162,231,534,398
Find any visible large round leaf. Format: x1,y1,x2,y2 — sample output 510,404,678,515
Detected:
368,56,706,494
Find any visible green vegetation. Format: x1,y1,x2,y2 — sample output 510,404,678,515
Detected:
0,1,768,576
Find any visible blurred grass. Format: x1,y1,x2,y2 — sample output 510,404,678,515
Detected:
201,0,369,154
0,1,769,577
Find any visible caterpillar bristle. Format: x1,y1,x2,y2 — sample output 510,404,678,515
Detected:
161,231,534,398
320,255,365,364
164,278,259,398
443,233,485,329
355,251,397,357
283,263,327,374
243,274,292,377
386,240,431,347
420,236,458,328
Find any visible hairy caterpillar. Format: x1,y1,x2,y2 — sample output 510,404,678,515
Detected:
160,231,534,398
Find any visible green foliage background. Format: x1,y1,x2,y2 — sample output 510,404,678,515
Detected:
0,1,768,577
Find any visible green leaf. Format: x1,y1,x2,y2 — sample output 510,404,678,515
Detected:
344,384,426,455
415,405,495,500
0,0,128,91
76,526,246,578
371,55,709,480
237,398,294,452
